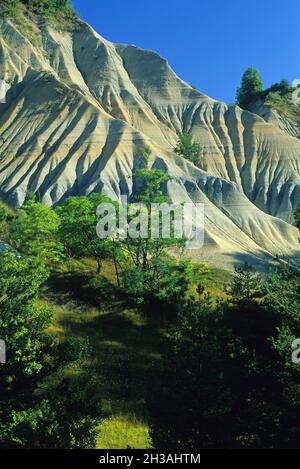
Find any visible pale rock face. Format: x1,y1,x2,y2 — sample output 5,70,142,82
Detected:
0,15,299,269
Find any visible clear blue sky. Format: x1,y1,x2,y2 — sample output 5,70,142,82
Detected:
72,0,300,103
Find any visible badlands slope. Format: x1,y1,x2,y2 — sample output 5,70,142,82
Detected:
0,12,299,268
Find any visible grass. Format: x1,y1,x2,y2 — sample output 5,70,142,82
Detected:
202,267,233,301
40,259,230,449
40,262,165,449
0,200,14,217
2,2,44,49
1,0,80,49
265,91,300,124
97,415,152,449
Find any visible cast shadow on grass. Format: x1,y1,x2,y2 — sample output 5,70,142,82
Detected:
44,269,167,424
45,270,127,310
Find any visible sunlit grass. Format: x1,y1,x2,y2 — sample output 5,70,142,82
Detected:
97,414,152,449
202,267,233,301
38,259,231,448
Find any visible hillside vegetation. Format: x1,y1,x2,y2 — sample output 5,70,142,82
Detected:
1,185,300,449
264,89,300,124
41,260,230,448
0,4,300,450
0,7,299,267
1,0,79,30
236,69,300,129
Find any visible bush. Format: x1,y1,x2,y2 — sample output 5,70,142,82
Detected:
2,0,79,31
173,133,203,165
0,251,100,448
122,257,208,316
147,264,300,449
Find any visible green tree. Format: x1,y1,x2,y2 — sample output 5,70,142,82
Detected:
226,262,261,303
125,147,179,271
2,0,20,18
236,67,264,109
173,133,203,165
0,251,50,385
10,198,63,263
267,79,291,96
0,374,99,449
122,148,188,304
2,0,78,30
294,201,300,229
262,263,300,321
0,251,100,448
25,0,74,15
56,194,119,275
148,298,237,448
0,202,14,244
148,264,300,449
123,257,208,312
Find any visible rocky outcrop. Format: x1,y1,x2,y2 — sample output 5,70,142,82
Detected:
0,12,299,268
249,100,300,139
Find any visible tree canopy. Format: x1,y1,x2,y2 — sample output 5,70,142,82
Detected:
148,263,300,449
236,67,264,108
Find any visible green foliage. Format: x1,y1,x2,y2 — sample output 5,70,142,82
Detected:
0,208,6,224
2,137,300,449
56,337,91,365
121,147,190,306
173,132,203,165
127,146,185,264
1,0,79,31
148,263,300,449
264,79,291,96
150,257,208,305
236,67,264,109
0,201,14,244
0,375,99,449
54,86,65,96
123,258,208,311
264,90,300,123
259,79,300,124
226,262,261,303
56,194,117,274
134,168,170,205
10,197,63,263
0,252,100,448
2,181,300,449
40,267,159,449
0,251,50,383
262,264,300,320
236,70,299,124
2,0,20,19
148,297,235,449
295,201,300,229
139,145,152,166
122,267,146,305
24,190,36,205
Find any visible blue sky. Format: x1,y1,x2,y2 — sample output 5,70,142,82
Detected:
72,0,300,103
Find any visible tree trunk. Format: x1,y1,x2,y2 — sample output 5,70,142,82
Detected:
97,258,102,274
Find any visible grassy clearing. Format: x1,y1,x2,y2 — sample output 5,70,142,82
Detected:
40,260,230,448
202,267,233,301
41,263,165,448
